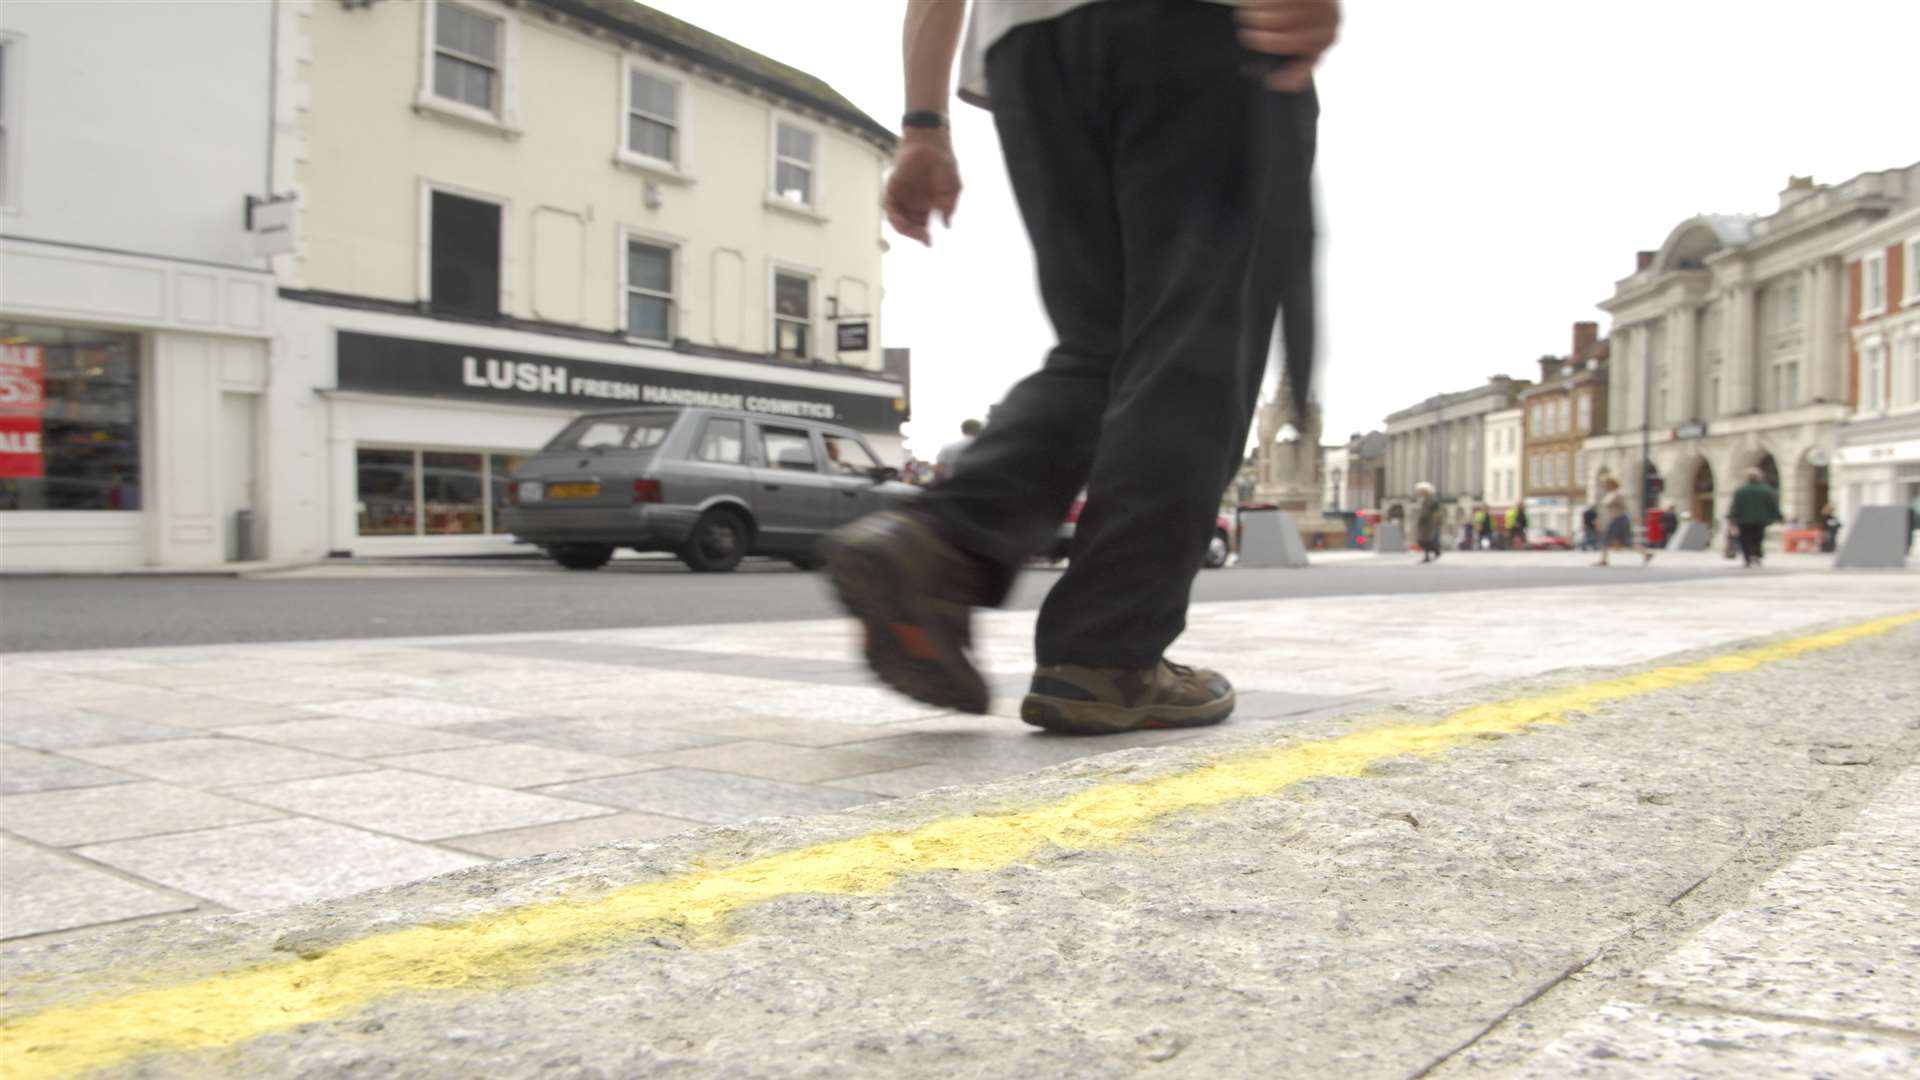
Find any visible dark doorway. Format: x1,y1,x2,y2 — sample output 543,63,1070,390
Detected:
430,191,501,319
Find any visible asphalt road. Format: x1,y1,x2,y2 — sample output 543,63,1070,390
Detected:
0,554,1758,652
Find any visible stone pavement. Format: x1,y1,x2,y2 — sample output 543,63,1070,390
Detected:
0,554,1913,948
1,604,1915,1078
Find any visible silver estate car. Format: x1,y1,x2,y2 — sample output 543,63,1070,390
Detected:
500,407,917,572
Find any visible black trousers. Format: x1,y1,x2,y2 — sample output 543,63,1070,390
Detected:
1738,524,1766,564
923,0,1318,669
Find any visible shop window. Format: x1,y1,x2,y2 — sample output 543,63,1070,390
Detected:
433,2,501,114
488,453,523,533
1863,253,1886,315
422,451,484,535
773,271,811,360
696,418,744,464
0,323,140,512
430,190,501,319
356,448,417,535
762,426,815,472
627,68,679,166
773,122,816,208
822,432,878,477
626,240,675,343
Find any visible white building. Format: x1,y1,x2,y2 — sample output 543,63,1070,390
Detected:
1833,205,1920,529
0,0,904,569
0,2,279,569
1583,165,1920,531
1482,406,1522,515
1383,376,1529,531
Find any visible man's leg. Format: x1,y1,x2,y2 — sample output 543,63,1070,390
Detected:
1032,0,1317,669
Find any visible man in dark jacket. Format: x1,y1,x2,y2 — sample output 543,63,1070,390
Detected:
1729,468,1783,568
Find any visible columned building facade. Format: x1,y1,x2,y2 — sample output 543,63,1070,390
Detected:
1584,165,1920,531
1384,376,1529,529
1834,205,1920,526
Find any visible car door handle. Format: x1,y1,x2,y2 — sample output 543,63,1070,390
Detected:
842,489,858,497
762,483,781,491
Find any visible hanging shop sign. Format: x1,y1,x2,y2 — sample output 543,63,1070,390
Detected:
334,332,905,431
835,321,871,353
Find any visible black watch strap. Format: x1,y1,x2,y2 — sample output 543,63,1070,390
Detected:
901,109,949,130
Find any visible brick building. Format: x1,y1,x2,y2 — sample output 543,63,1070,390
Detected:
1518,322,1610,535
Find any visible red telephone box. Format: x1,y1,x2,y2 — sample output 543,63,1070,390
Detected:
1644,507,1667,546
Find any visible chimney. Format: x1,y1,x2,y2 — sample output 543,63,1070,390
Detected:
1779,174,1816,210
1538,355,1564,382
1636,250,1656,271
1571,321,1599,363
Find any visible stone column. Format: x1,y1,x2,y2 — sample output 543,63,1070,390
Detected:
1671,306,1698,420
1726,285,1757,415
1811,258,1842,404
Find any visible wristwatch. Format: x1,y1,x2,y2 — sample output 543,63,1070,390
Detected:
901,110,949,131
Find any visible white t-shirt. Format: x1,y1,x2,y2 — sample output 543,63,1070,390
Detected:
959,0,1236,107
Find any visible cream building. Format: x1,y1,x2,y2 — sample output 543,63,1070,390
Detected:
1482,406,1522,514
277,0,904,557
1383,376,1529,530
1833,204,1920,528
1583,164,1920,532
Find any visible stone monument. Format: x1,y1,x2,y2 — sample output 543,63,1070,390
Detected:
1252,380,1321,513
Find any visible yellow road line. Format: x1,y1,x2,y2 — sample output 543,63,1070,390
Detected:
4,611,1916,1079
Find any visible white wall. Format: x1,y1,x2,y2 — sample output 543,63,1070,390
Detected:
294,0,889,369
1483,408,1521,506
0,1,271,266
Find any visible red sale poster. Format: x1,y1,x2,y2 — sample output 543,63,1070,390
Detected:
0,414,44,478
0,343,47,414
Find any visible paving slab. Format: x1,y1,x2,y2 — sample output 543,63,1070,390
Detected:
0,838,195,940
65,737,371,788
0,782,281,847
447,715,735,756
0,745,135,795
310,697,531,728
3,612,1917,1079
73,819,484,912
214,718,493,758
441,812,700,859
0,710,189,751
633,740,916,783
376,744,656,788
1513,1002,1920,1078
538,767,881,823
225,770,613,841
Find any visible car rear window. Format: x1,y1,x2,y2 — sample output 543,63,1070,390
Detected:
545,412,676,452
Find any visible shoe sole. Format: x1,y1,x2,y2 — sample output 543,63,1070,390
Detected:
1019,690,1236,736
822,520,990,715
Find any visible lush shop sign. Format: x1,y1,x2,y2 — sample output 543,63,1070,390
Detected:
335,332,905,431
0,344,46,479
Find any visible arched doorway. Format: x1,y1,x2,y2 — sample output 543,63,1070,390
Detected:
1690,459,1715,526
1755,453,1779,489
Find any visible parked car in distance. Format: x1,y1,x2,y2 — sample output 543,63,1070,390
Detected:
1050,496,1233,568
501,407,916,572
1521,530,1573,551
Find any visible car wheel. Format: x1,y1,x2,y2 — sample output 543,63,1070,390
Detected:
1204,531,1230,569
680,509,748,573
552,544,614,571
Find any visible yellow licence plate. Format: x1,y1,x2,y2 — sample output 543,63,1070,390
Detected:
548,483,601,498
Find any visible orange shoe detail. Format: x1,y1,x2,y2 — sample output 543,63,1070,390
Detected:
891,622,937,660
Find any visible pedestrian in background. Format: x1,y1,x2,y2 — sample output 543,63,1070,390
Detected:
1414,482,1443,563
1659,504,1679,549
933,418,982,482
826,0,1337,735
1507,503,1529,548
1820,502,1841,553
1594,477,1652,567
1729,467,1783,568
1579,503,1599,551
1474,505,1493,550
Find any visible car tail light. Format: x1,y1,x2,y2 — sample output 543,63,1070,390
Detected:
632,479,663,503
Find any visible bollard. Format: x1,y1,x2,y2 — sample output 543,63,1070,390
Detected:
1373,521,1408,554
1238,508,1309,568
1833,506,1909,569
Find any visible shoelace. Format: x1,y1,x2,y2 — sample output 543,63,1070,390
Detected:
1163,660,1195,677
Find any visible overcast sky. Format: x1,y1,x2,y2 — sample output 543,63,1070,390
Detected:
647,0,1920,456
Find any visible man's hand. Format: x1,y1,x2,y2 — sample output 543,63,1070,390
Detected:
886,129,962,246
1236,0,1340,91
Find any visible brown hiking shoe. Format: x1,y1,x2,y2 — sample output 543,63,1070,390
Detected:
822,510,990,714
1020,660,1235,735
